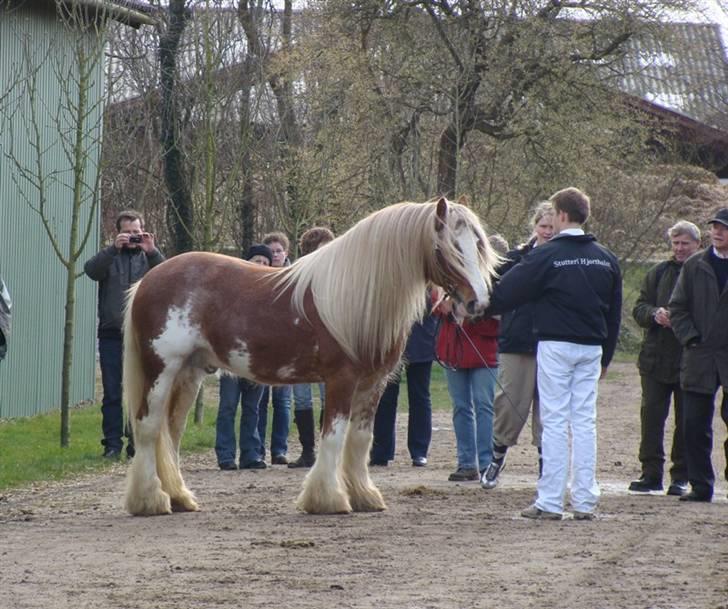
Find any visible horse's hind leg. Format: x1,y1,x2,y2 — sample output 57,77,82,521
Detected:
161,367,205,512
125,375,175,516
296,378,354,514
341,385,387,512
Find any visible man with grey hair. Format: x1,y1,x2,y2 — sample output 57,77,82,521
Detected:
628,220,701,496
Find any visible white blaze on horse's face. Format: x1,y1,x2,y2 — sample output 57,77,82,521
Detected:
452,222,490,314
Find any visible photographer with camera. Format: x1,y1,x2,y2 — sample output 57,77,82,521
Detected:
84,210,164,459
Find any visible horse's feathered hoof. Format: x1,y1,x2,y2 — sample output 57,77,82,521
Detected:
347,486,387,512
170,492,199,513
296,489,352,514
125,489,173,516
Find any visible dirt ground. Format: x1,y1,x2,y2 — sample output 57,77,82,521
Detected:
1,362,727,609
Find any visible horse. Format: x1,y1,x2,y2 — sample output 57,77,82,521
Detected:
122,197,499,516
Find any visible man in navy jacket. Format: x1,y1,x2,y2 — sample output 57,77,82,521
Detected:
485,187,622,520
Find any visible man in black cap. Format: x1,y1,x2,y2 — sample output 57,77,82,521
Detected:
669,208,728,502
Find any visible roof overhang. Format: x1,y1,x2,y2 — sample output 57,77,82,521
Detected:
56,0,157,28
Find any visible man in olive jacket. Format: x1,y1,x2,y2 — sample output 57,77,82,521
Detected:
84,210,164,459
628,221,700,496
669,209,728,502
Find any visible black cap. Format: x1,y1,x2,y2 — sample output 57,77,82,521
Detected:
708,208,728,228
245,243,273,265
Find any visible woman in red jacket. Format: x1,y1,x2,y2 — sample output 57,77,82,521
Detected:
435,291,500,481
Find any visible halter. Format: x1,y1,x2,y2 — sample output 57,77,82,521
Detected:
434,245,469,307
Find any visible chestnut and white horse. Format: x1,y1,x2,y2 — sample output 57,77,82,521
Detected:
122,198,498,515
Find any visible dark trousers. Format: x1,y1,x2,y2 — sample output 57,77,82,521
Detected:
215,375,265,466
257,385,291,458
638,375,686,482
682,387,728,496
371,361,433,462
98,336,133,454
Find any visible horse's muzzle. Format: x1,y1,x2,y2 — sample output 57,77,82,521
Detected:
465,297,489,317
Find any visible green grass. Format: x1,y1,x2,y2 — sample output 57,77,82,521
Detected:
0,354,629,491
0,400,218,492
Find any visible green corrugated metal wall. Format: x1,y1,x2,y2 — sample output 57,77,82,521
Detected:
0,5,103,418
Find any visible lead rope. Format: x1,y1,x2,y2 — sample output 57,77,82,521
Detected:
435,315,530,429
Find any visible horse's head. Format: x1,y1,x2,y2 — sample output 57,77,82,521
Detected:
431,197,499,319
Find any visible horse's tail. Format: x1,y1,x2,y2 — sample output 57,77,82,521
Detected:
122,281,144,434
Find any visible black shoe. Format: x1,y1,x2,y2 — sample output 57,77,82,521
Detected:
679,490,712,502
666,480,688,497
240,460,267,470
102,448,122,460
448,467,479,482
288,451,316,468
126,445,135,459
412,456,427,467
219,462,238,471
628,476,662,493
271,454,289,465
369,459,388,467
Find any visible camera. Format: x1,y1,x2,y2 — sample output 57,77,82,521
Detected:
128,235,143,244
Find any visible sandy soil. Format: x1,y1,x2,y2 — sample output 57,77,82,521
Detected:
1,362,727,609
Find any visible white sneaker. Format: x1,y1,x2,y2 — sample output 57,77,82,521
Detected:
480,458,506,489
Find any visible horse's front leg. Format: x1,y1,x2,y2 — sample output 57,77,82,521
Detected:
341,382,388,512
296,376,354,514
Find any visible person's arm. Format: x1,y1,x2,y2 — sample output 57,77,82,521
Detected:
602,263,623,369
146,248,165,268
487,250,545,316
83,245,117,281
632,265,659,329
138,233,165,268
668,264,700,347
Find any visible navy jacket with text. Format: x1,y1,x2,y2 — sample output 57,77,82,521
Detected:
487,232,622,368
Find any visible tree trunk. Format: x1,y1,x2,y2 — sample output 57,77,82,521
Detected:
437,123,460,198
60,262,76,447
160,0,194,254
194,385,204,425
239,57,256,254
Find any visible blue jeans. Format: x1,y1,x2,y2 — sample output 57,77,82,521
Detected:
292,383,325,412
258,385,291,458
446,366,497,471
99,336,132,453
371,362,432,462
215,375,265,466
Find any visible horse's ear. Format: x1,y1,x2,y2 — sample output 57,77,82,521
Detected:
436,197,448,232
457,194,470,207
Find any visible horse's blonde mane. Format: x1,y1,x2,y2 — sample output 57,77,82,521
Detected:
278,200,497,365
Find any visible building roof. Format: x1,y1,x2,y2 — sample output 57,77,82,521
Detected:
616,22,728,131
56,0,157,28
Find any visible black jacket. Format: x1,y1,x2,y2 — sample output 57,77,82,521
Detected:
487,232,622,367
632,258,683,384
669,247,728,394
497,239,538,354
84,245,165,337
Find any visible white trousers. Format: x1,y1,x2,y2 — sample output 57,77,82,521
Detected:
535,341,602,514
